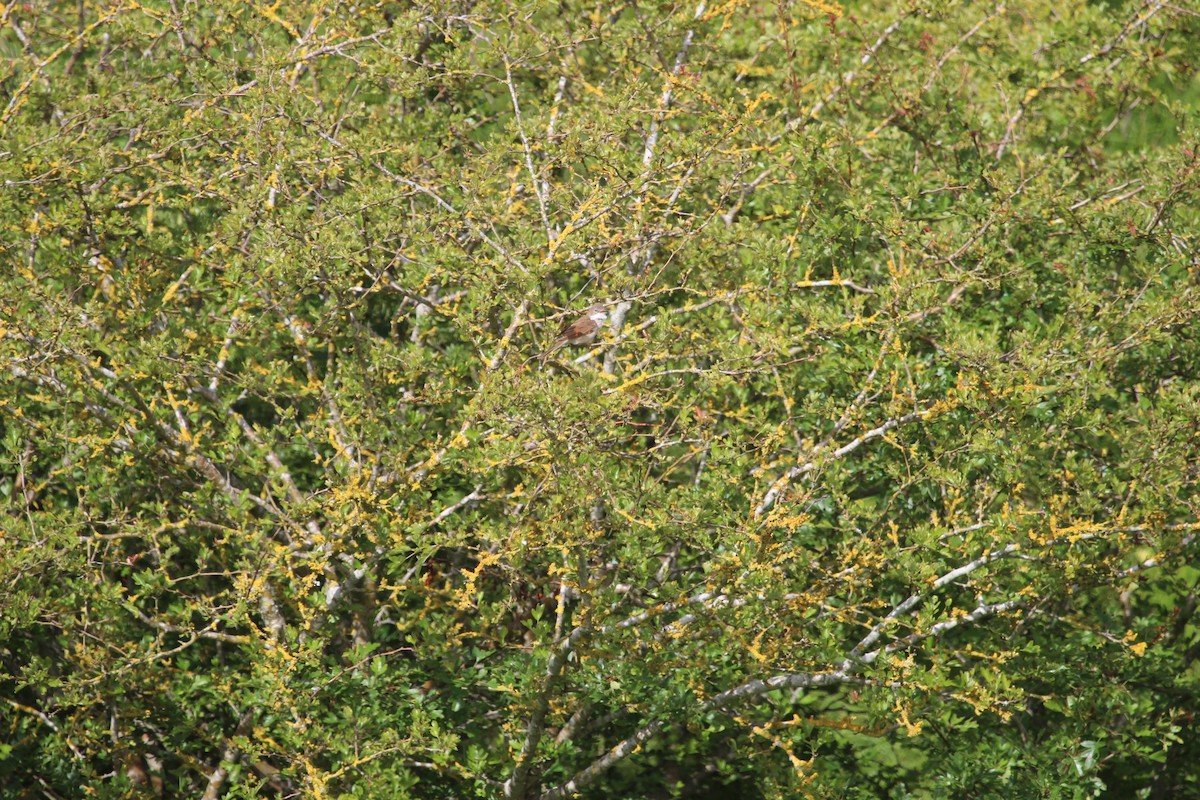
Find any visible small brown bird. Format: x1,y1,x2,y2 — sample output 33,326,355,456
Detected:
540,303,608,363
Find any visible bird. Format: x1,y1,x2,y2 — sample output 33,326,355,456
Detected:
540,303,608,363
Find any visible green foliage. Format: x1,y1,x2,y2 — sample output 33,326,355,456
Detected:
2,0,1199,797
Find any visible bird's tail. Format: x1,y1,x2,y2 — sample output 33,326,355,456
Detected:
537,341,564,364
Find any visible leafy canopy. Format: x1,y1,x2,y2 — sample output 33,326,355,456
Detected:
2,0,1199,798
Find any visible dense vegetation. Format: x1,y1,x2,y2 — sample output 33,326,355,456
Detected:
2,0,1199,797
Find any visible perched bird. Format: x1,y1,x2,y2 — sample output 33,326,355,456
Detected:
540,303,608,363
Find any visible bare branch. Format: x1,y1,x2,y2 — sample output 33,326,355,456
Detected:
504,624,593,799
505,56,553,241
787,13,909,131
755,409,930,517
373,162,529,275
844,543,1021,669
642,3,706,168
